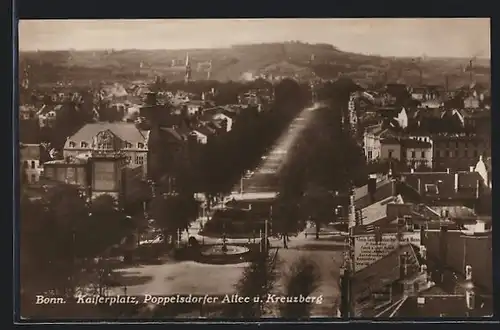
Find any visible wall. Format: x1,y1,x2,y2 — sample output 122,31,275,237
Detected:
354,232,421,272
92,161,117,192
433,138,490,171
406,147,433,168
364,133,381,161
425,230,492,291
380,143,401,161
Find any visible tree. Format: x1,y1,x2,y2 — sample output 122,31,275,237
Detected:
302,183,335,239
226,249,280,318
20,185,131,317
274,159,307,248
280,257,321,318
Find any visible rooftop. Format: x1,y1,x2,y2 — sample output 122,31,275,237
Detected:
401,139,432,149
67,122,148,147
390,295,493,318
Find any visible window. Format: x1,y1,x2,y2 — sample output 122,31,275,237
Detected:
464,142,468,148
455,141,459,148
136,156,144,165
30,174,36,183
388,150,393,159
455,150,459,157
425,184,439,194
137,142,144,149
69,141,76,148
421,151,425,158
448,150,453,157
464,150,468,158
80,141,88,148
440,150,445,158
31,161,35,169
411,151,416,159
446,141,450,148
367,150,373,160
126,156,132,164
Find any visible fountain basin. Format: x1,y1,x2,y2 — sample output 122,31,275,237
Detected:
197,244,251,265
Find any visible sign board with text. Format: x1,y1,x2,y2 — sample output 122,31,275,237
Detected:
353,232,421,272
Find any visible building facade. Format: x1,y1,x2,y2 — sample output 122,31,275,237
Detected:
20,143,44,184
402,139,433,169
63,122,149,178
432,134,490,171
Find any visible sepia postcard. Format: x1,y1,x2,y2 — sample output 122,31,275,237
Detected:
17,18,492,321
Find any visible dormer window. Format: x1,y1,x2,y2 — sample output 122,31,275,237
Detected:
125,142,132,149
424,184,439,195
137,142,144,149
80,141,88,148
69,141,76,148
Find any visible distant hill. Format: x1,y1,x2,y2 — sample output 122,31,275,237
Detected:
19,42,490,89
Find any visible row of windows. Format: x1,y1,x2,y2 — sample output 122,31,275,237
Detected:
408,151,427,159
125,156,144,165
437,141,482,149
436,150,482,158
67,141,145,149
23,160,38,169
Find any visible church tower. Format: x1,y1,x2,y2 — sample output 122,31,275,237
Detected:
207,60,212,80
185,53,192,84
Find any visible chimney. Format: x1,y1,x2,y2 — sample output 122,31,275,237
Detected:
145,92,157,106
391,179,397,196
419,245,427,260
399,251,409,279
368,174,377,203
465,265,475,310
438,224,448,283
454,173,459,193
470,166,475,172
446,168,450,174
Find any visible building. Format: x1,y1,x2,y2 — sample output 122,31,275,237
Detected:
401,139,433,169
398,170,484,211
185,100,205,116
380,138,401,161
364,125,396,162
63,122,149,178
44,134,150,206
20,143,44,184
351,214,493,317
432,134,490,171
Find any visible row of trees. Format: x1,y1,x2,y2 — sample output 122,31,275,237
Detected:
145,78,311,247
268,79,370,241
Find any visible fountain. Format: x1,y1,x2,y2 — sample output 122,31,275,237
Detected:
197,221,251,264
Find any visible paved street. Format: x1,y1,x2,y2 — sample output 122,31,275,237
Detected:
238,102,324,193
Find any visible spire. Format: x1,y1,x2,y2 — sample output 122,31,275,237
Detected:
185,53,192,84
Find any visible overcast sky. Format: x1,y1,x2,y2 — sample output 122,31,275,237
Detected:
18,18,490,58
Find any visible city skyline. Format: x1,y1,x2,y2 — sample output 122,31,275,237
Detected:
18,18,490,58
